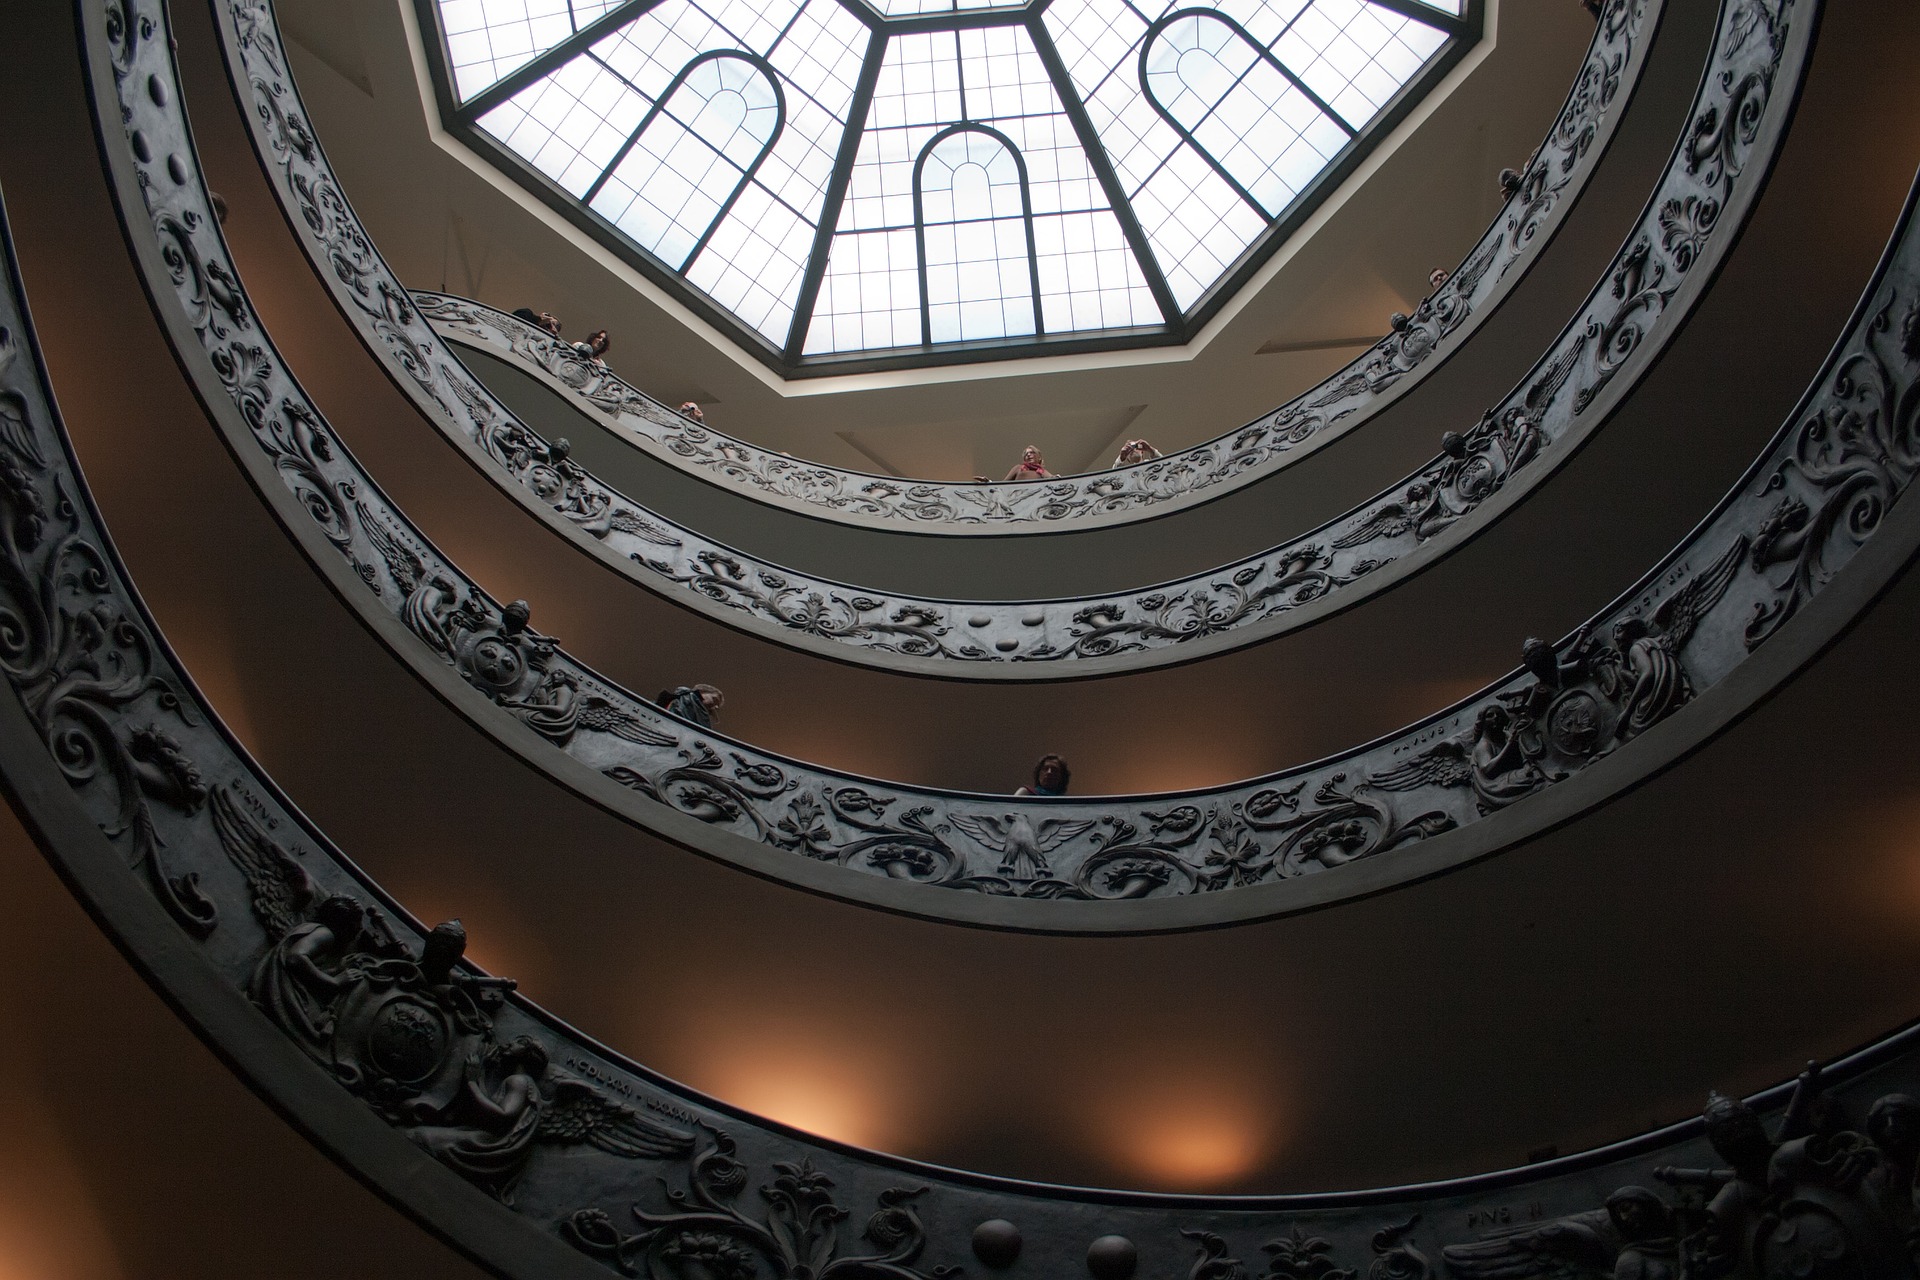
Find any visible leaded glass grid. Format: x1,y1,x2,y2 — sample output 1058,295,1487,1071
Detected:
420,0,1476,372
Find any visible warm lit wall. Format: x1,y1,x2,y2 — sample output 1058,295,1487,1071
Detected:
5,0,1920,1271
0,803,488,1280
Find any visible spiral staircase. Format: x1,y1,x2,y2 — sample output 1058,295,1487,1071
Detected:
4,0,1920,1275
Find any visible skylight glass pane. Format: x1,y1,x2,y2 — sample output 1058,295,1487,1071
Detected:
805,228,920,354
1034,209,1157,331
858,0,1028,14
476,52,651,195
920,129,1036,342
439,0,1465,362
1130,148,1265,307
684,182,811,339
1274,0,1444,128
586,55,780,267
442,0,580,102
1145,13,1348,215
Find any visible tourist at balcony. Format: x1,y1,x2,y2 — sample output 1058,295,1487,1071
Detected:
1112,439,1161,468
657,683,724,729
1002,446,1054,482
510,308,564,338
572,328,612,366
678,402,705,424
1015,754,1071,797
1429,267,1449,291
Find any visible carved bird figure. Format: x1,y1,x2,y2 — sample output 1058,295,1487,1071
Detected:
1332,481,1441,549
608,507,685,546
1366,737,1473,792
1522,329,1587,422
1643,534,1749,653
357,499,428,597
537,1072,697,1159
1449,236,1501,298
1441,1206,1623,1279
577,695,678,746
209,785,317,939
1443,1186,1676,1280
948,811,1094,879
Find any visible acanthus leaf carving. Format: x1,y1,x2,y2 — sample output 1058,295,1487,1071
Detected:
563,1133,959,1280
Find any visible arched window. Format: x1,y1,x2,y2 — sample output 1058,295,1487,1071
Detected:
584,51,785,273
1139,10,1356,220
913,125,1042,345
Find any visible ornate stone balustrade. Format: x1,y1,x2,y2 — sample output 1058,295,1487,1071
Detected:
210,0,1787,677
410,0,1656,535
86,0,1877,928
9,149,1920,1280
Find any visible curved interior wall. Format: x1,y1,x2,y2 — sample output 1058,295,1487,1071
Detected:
0,800,490,1280
148,0,1920,805
10,124,1920,1280
196,0,1782,682
127,0,1912,775
3,0,1920,1212
61,0,1920,934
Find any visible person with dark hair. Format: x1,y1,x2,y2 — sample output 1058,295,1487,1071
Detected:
1003,445,1054,482
511,308,564,337
1016,754,1070,797
573,328,611,366
1428,267,1449,291
657,683,724,729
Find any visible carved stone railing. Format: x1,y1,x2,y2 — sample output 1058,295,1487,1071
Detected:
11,157,1920,1280
207,0,1793,678
86,0,1892,931
409,0,1661,536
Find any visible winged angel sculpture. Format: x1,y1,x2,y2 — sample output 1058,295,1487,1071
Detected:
212,785,693,1201
1444,1189,1680,1280
1369,535,1748,816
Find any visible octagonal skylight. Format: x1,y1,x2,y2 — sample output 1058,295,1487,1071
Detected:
421,0,1477,372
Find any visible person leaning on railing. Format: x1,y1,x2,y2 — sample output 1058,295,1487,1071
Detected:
656,683,724,729
1112,439,1161,468
1015,754,1071,797
510,307,564,338
572,328,611,367
1002,446,1054,482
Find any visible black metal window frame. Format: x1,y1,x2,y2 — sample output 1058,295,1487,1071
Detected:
580,48,789,275
411,0,1480,378
911,121,1045,345
1137,7,1358,222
